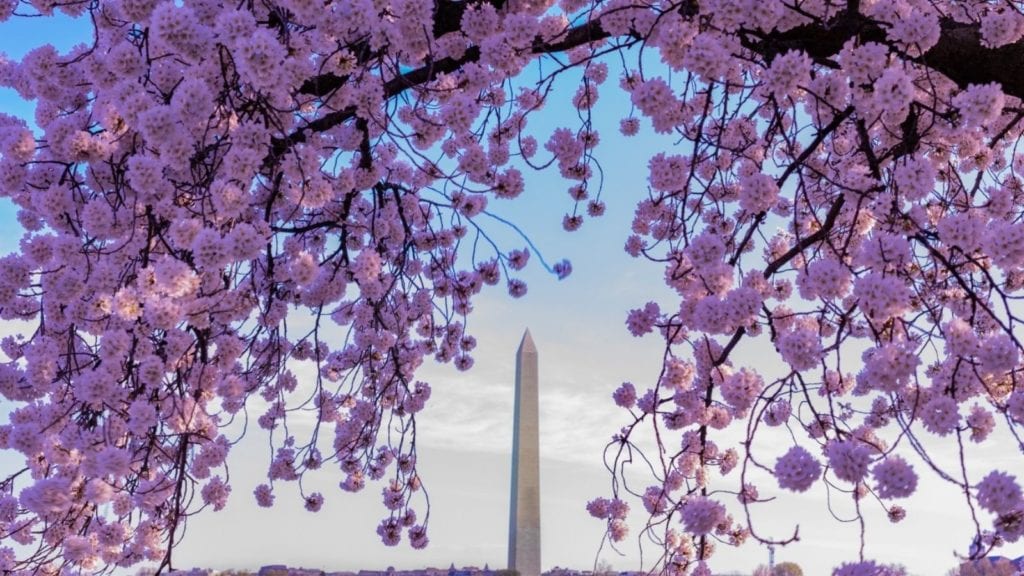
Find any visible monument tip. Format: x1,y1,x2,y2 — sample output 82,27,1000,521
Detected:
518,329,536,354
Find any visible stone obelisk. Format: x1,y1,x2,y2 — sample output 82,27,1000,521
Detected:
508,329,541,576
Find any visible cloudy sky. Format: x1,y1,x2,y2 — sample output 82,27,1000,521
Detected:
0,11,1019,576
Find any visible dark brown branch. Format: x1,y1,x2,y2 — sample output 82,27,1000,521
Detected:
751,13,1024,101
763,195,847,278
268,19,611,164
275,10,1024,169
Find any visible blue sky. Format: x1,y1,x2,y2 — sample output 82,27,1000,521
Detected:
0,11,1017,576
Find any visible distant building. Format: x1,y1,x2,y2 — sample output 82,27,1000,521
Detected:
544,568,591,576
258,566,324,576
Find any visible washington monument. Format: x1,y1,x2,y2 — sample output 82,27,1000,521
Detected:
508,329,541,576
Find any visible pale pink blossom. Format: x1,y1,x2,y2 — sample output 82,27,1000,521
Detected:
681,496,725,535
977,471,1023,515
826,440,872,484
873,456,918,499
775,446,821,492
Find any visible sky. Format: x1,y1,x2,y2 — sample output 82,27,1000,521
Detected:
0,10,1020,576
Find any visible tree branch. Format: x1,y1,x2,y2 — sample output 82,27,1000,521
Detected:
750,13,1024,100
274,10,1024,168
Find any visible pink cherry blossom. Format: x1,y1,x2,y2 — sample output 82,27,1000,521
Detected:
826,440,873,484
775,446,821,493
977,471,1023,516
681,496,726,536
872,456,918,499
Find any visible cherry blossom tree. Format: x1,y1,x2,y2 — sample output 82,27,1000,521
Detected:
770,563,804,576
1,0,1024,573
948,558,1020,576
